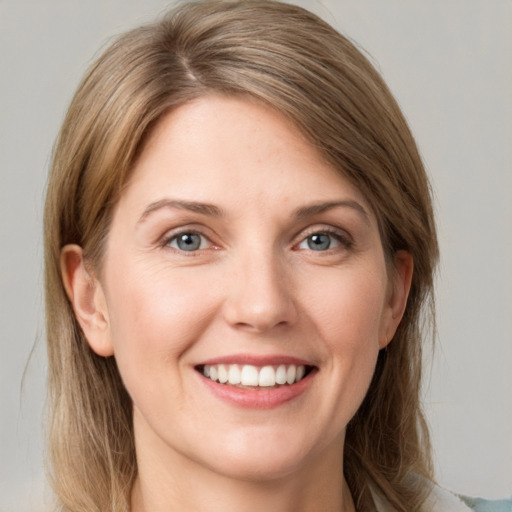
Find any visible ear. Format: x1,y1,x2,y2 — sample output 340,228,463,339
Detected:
379,250,413,349
60,244,114,357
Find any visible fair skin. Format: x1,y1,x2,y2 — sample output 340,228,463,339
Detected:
62,95,412,512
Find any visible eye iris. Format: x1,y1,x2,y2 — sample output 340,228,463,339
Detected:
177,233,201,251
307,234,330,251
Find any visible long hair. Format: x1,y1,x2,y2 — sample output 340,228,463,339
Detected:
44,1,439,510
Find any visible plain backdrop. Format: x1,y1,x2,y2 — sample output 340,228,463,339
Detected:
1,0,511,510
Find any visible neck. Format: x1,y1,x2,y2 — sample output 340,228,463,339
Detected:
131,418,355,512
132,462,355,512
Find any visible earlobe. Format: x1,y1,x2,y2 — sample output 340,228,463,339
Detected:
60,244,114,357
380,250,414,349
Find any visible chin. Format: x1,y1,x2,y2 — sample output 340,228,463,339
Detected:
209,453,307,483
198,427,333,483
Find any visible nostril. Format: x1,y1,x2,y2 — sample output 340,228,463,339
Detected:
233,318,289,330
221,268,298,331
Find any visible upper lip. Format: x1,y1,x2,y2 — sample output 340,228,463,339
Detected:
196,354,316,367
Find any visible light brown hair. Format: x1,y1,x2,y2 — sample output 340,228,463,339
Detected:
44,1,439,510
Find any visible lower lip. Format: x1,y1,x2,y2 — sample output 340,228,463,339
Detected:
198,371,315,409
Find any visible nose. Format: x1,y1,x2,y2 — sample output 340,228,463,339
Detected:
222,250,298,333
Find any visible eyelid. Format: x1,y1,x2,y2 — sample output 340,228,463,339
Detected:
293,225,354,250
157,223,353,252
168,232,209,251
160,226,216,252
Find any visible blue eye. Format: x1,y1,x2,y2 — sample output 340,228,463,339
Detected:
298,232,343,251
168,232,206,252
307,233,332,251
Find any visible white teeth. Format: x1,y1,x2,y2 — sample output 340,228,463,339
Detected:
276,365,287,385
258,366,276,387
202,363,310,387
228,364,241,385
218,364,228,383
240,365,259,386
286,365,296,385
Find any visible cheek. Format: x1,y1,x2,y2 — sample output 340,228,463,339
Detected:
103,259,220,381
304,265,388,350
303,264,387,400
289,265,387,435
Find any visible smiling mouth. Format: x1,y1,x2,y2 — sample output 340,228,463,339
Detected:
196,363,315,388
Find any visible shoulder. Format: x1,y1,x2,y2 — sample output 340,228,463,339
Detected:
424,485,512,512
422,486,512,512
459,495,512,512
370,479,511,512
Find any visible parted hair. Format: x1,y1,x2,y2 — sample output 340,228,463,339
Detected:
44,1,439,511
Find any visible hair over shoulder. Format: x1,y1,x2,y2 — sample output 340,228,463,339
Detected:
44,1,439,511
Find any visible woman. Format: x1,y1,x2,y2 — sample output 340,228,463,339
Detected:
43,1,510,511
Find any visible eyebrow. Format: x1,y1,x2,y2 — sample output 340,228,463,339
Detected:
137,198,370,225
137,199,223,224
294,200,371,225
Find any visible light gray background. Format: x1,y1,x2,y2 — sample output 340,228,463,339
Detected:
1,0,511,510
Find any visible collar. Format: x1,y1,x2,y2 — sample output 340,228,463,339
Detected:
370,483,473,512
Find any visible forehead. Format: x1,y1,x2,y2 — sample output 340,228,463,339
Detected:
119,94,374,221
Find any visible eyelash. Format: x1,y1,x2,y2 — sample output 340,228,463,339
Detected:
160,226,353,254
295,228,353,252
161,230,213,253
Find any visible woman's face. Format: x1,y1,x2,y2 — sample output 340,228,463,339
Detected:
75,95,411,482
